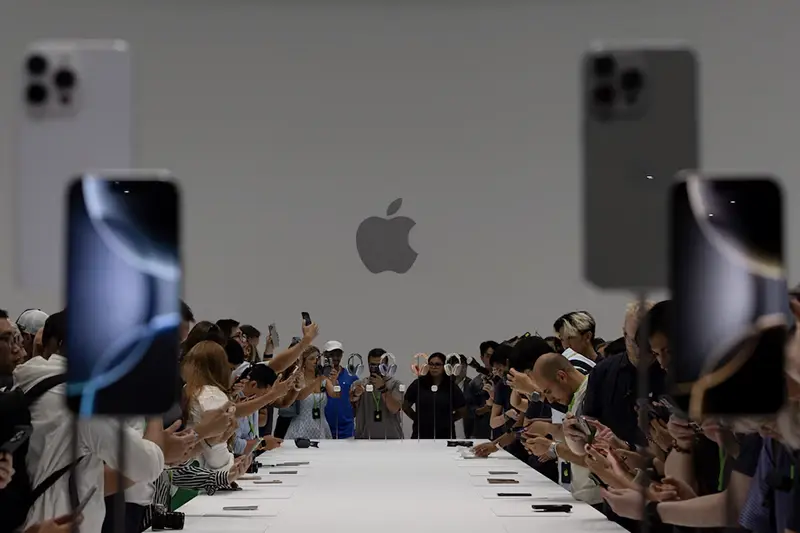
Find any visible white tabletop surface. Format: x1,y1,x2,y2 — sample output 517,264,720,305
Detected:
166,440,627,533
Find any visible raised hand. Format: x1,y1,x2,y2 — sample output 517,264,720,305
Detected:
162,421,201,465
506,369,536,395
302,321,319,343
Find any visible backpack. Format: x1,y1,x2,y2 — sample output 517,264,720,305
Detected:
0,375,77,533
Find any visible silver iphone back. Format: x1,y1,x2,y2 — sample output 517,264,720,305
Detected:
582,45,699,290
16,39,133,296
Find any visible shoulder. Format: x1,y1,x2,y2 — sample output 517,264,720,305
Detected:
567,354,595,375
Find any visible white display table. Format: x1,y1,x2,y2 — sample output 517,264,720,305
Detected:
163,440,627,533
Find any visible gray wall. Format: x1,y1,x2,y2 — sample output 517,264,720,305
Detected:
0,0,798,397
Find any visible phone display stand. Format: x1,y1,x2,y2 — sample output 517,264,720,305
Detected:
431,384,438,442
365,384,374,441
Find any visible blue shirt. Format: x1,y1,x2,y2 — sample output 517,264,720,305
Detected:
325,369,358,438
740,438,795,533
233,411,259,455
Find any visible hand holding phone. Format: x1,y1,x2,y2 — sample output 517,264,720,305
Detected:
301,312,311,326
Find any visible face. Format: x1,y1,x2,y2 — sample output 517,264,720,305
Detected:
481,347,493,367
33,328,44,358
536,370,572,405
560,331,591,355
0,319,14,374
329,350,343,368
21,332,34,360
243,378,267,397
230,326,246,347
6,323,25,368
649,332,671,370
305,354,319,371
368,356,382,376
428,357,445,377
491,362,507,379
623,314,640,365
248,336,260,348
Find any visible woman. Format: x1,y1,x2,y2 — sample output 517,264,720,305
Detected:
273,361,303,439
182,341,235,471
181,321,226,360
284,346,339,439
403,352,467,439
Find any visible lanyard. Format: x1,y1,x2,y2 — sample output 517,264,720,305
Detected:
248,414,256,437
313,392,322,410
718,448,727,492
371,391,381,411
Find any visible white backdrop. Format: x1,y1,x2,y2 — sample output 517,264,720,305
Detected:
1,1,798,406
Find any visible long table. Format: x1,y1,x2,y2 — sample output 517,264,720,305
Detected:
168,440,628,533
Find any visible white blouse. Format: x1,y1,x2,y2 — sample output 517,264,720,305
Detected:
188,385,235,472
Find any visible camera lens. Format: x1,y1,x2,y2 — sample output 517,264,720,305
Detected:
54,69,77,90
592,55,616,78
592,84,616,106
26,55,48,76
621,69,644,92
25,84,48,106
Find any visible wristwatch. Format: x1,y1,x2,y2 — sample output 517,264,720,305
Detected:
548,442,558,459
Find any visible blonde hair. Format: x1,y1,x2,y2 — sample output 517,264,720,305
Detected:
182,340,232,408
556,311,596,338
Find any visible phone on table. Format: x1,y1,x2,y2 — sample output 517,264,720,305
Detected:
670,175,788,418
268,470,297,475
254,480,282,485
278,462,309,467
16,39,133,294
222,506,258,511
268,323,279,347
487,478,519,485
582,44,699,289
301,312,312,326
489,471,518,475
532,504,572,513
0,425,33,454
498,493,532,497
65,173,181,416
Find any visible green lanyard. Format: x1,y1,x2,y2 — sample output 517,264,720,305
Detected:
718,448,727,492
371,391,381,412
313,392,322,410
248,414,256,437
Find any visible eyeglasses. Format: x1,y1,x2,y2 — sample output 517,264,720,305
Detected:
428,362,444,368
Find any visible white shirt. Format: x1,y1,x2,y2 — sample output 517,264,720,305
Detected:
566,378,602,505
14,355,165,533
188,385,235,471
124,419,156,506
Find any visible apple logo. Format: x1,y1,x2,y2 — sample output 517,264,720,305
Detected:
356,198,418,274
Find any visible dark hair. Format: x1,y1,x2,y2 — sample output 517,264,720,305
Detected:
642,300,673,342
553,311,597,338
544,336,563,352
509,336,553,372
604,337,626,356
216,319,240,340
183,321,226,357
180,300,194,323
593,337,606,348
479,341,498,357
42,310,66,346
367,348,386,360
241,363,277,388
0,309,8,320
240,325,261,339
420,352,452,389
225,338,246,366
489,344,512,367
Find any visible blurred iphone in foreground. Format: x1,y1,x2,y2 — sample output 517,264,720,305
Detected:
66,171,181,416
670,174,789,418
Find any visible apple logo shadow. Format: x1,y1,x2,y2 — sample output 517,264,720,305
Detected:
356,198,418,274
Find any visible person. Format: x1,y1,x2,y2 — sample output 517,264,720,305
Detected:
181,321,226,359
350,348,404,439
0,451,12,489
240,324,261,362
178,301,195,345
322,340,358,439
232,364,282,455
581,300,664,448
285,346,339,439
182,340,237,471
487,345,519,438
216,318,243,345
227,338,250,380
531,353,600,505
403,352,466,439
463,341,497,438
554,311,601,362
0,309,18,390
13,309,171,533
16,308,49,361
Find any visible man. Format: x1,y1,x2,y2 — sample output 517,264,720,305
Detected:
240,325,261,362
40,311,65,360
323,340,358,439
233,364,282,455
13,310,174,533
179,301,194,344
464,341,497,438
16,308,49,360
554,311,601,362
350,348,405,439
530,353,600,505
582,300,664,448
227,338,250,380
488,344,516,438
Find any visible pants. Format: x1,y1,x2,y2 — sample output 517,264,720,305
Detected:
102,498,147,533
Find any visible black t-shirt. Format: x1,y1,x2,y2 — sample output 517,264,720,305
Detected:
788,450,800,532
405,378,466,439
492,382,513,439
732,434,763,478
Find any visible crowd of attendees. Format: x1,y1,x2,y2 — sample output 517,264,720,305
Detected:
1,298,800,533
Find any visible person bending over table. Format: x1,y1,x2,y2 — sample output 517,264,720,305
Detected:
403,352,466,439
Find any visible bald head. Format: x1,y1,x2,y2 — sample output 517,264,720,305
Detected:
532,352,572,381
532,352,585,406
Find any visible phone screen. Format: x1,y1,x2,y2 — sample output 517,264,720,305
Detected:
670,177,788,416
302,312,311,326
66,177,181,416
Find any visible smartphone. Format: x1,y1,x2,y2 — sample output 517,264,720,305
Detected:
65,173,181,416
301,312,311,326
73,486,98,517
268,323,279,347
277,462,309,467
16,40,133,294
487,479,519,485
670,175,788,417
582,45,699,289
0,425,32,454
289,336,302,348
498,493,532,497
488,471,518,475
532,504,572,513
222,506,258,511
268,470,297,475
254,480,282,485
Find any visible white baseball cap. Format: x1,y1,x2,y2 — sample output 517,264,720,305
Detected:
16,309,49,335
323,340,343,353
